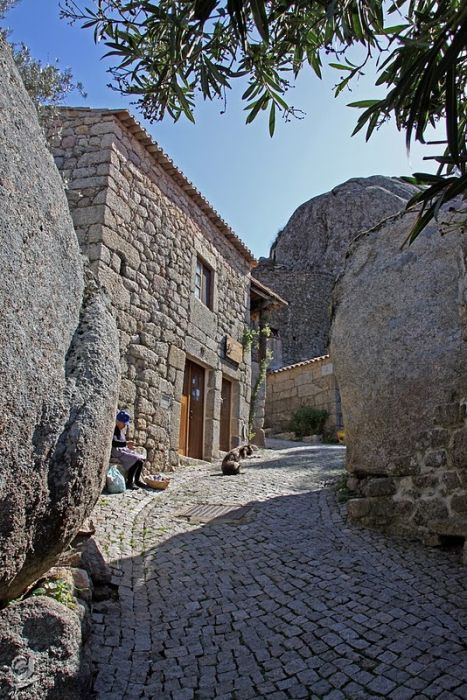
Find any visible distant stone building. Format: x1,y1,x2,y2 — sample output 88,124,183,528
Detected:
249,278,288,446
254,176,418,366
265,355,342,436
49,107,256,470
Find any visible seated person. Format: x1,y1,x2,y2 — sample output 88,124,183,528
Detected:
111,410,146,489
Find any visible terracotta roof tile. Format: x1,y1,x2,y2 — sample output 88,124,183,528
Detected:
268,354,330,374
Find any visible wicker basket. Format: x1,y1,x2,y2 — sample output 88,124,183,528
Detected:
145,475,170,490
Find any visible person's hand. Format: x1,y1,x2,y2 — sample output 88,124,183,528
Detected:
127,440,135,449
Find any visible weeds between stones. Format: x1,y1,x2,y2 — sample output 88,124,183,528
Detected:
335,472,356,503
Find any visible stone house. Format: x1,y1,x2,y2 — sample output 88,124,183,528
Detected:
265,355,342,437
49,107,256,470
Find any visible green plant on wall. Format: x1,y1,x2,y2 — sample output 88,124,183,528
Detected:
249,350,274,440
289,406,328,439
30,579,76,610
242,323,271,352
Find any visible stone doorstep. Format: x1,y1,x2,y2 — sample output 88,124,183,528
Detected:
428,518,467,565
428,518,467,537
178,455,210,467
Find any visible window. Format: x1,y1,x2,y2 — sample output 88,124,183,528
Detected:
195,257,213,309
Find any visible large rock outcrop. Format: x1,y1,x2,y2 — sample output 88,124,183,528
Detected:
330,205,467,542
0,596,91,698
254,176,418,365
0,39,120,603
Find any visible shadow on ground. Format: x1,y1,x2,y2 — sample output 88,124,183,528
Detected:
90,480,467,699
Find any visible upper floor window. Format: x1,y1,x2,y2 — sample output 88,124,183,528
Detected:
195,257,213,309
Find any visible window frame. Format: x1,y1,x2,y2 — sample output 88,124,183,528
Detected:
194,257,213,309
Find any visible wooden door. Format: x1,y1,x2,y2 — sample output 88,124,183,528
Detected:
179,360,205,459
219,378,232,452
178,394,189,456
188,362,204,458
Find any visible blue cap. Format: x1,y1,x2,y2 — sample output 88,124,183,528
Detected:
116,410,131,425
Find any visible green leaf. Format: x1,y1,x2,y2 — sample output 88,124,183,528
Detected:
409,172,446,184
335,75,351,97
242,82,259,100
308,51,322,79
365,111,380,140
351,11,363,40
329,63,353,71
31,587,46,596
347,99,381,108
445,64,459,167
245,94,267,123
379,24,409,35
269,101,276,137
250,0,269,42
194,0,218,23
403,207,436,246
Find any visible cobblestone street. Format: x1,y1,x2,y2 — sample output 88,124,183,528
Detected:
90,442,467,699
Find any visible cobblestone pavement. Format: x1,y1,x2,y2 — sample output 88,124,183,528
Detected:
90,442,467,699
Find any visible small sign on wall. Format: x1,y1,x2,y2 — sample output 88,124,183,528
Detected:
225,336,243,364
161,393,173,410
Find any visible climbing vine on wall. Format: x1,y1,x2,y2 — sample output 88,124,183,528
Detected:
243,323,273,439
248,349,273,440
242,323,271,351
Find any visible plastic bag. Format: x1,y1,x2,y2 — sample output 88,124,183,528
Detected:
106,465,126,494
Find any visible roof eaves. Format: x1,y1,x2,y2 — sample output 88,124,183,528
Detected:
58,107,256,265
250,277,288,307
268,354,331,374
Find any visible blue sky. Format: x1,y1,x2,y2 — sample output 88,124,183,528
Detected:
4,0,437,258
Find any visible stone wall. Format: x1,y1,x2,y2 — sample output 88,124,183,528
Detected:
254,177,418,365
49,108,252,469
251,268,334,363
265,356,341,434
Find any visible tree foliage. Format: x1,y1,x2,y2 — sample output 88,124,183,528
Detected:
9,42,86,109
61,0,466,239
1,0,85,112
0,0,18,16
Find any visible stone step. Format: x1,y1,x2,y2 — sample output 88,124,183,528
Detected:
178,455,210,467
428,518,467,537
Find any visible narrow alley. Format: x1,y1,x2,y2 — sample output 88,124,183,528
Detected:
90,443,467,700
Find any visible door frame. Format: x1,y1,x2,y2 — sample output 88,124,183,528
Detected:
178,358,206,459
219,376,232,452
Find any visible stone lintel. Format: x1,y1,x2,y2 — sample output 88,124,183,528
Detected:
168,344,186,371
185,337,217,368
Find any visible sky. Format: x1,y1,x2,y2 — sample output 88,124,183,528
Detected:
4,0,438,259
